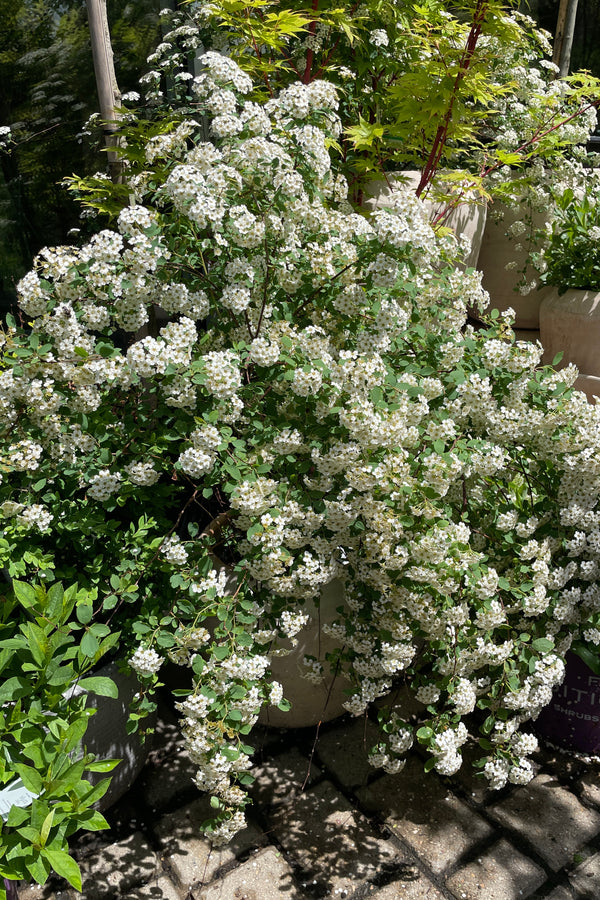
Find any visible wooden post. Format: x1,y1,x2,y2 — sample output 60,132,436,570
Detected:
86,0,122,180
553,0,580,77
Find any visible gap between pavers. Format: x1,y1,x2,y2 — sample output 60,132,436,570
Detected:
487,772,600,872
445,837,546,900
355,756,494,876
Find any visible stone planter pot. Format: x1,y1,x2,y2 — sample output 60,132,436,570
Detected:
475,202,554,329
68,660,154,810
539,287,600,402
258,578,350,729
535,652,600,754
362,172,487,270
198,515,350,730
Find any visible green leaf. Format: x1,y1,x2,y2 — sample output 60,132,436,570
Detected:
26,854,51,885
0,676,30,705
78,676,118,698
46,582,65,619
76,809,110,831
416,726,433,742
13,765,43,795
80,631,99,658
41,849,82,892
76,604,93,625
40,809,55,847
12,581,37,610
531,638,554,653
84,758,120,773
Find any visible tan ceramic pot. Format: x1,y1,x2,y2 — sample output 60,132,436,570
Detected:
475,203,554,329
258,578,350,728
539,286,600,402
362,172,487,270
199,515,350,730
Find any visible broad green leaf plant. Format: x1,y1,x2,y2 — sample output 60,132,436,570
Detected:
0,578,119,894
539,184,600,293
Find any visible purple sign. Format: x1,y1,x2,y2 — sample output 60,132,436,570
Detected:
535,651,600,754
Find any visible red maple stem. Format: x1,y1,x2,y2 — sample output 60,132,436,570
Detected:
416,0,489,197
303,0,320,83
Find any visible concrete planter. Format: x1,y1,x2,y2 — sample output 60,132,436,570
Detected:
362,172,487,270
258,578,350,729
475,202,553,329
539,286,600,402
69,660,154,810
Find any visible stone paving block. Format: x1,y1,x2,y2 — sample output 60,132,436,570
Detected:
369,872,448,899
251,747,321,808
569,851,600,899
488,772,600,871
124,874,182,899
356,756,493,875
314,716,382,789
196,847,302,899
155,796,265,888
16,886,53,900
445,838,546,900
73,831,158,899
268,778,410,897
141,744,198,812
545,886,577,900
578,771,600,809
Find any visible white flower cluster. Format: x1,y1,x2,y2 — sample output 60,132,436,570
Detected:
129,646,163,677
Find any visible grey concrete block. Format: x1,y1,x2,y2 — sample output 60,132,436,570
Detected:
73,832,158,899
489,773,600,871
445,838,546,900
314,716,382,789
196,847,302,899
370,872,448,899
155,796,265,888
268,779,409,897
356,756,493,875
123,874,183,899
251,747,321,808
578,771,600,810
569,851,600,899
545,886,576,900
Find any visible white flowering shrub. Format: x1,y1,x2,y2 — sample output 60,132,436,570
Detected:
4,53,600,851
